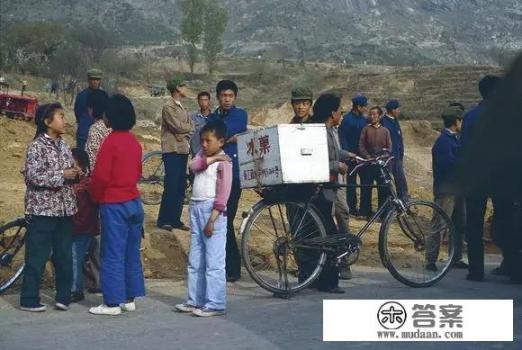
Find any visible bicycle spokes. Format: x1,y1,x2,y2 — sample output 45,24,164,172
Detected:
241,201,327,294
381,200,455,287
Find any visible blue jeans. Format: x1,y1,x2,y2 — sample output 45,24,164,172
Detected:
187,200,227,311
100,199,146,305
157,152,188,227
71,234,93,293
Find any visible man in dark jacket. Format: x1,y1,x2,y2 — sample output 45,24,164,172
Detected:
382,100,408,199
207,80,248,282
74,69,108,150
338,95,368,216
458,75,516,281
426,107,467,271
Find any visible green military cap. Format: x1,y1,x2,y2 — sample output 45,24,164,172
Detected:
441,106,464,119
87,68,103,80
291,87,313,101
166,77,186,93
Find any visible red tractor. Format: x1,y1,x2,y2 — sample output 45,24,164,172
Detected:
0,82,38,121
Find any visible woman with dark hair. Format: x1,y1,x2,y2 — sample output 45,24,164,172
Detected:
20,103,81,312
305,93,352,293
89,94,145,316
85,89,111,170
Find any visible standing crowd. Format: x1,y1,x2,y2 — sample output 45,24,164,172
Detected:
17,67,521,317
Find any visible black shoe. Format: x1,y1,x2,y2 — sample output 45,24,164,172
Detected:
451,260,469,269
319,287,345,294
70,292,85,303
87,288,102,294
157,224,173,232
273,292,291,299
491,266,509,276
172,224,190,232
226,275,240,283
425,263,438,272
466,273,484,282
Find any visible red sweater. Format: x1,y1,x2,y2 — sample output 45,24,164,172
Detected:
72,176,100,235
90,131,142,204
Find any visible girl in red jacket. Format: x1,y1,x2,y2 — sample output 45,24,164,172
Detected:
88,95,145,316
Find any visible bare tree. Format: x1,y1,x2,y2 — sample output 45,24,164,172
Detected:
179,0,206,74
202,2,228,74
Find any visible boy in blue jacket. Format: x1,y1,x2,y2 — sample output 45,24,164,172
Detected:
426,107,468,271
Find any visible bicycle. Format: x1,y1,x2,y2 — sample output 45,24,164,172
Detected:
0,217,27,293
139,151,165,205
240,151,456,296
139,150,192,205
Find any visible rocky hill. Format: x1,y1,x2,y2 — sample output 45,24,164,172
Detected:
1,0,521,65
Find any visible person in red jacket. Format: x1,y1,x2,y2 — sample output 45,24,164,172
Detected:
70,148,100,303
88,95,145,316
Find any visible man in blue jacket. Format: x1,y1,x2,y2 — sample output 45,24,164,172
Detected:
74,69,108,150
426,107,467,272
338,95,368,216
382,100,408,199
207,80,248,282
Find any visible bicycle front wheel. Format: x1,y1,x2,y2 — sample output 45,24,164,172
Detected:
240,200,327,295
139,151,164,205
0,218,27,294
379,199,456,288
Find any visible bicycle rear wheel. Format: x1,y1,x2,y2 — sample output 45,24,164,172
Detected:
0,218,27,293
240,200,327,295
379,199,456,287
139,151,164,205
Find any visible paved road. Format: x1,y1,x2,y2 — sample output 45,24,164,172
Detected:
1,255,520,350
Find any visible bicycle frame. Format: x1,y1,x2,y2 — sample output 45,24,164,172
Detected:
291,155,420,261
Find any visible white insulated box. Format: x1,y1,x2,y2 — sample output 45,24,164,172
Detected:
237,124,330,189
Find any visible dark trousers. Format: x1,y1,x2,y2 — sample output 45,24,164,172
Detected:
390,159,409,199
490,197,520,279
298,192,339,290
466,196,517,278
360,165,388,216
20,216,73,307
84,235,101,290
346,160,362,213
226,177,242,278
157,152,188,227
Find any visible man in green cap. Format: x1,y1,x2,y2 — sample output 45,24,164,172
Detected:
157,77,193,232
289,87,313,124
74,68,108,149
426,106,468,272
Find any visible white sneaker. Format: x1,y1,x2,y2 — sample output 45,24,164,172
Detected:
192,308,226,317
175,303,198,313
55,302,69,311
120,302,136,312
20,304,47,312
89,304,122,316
